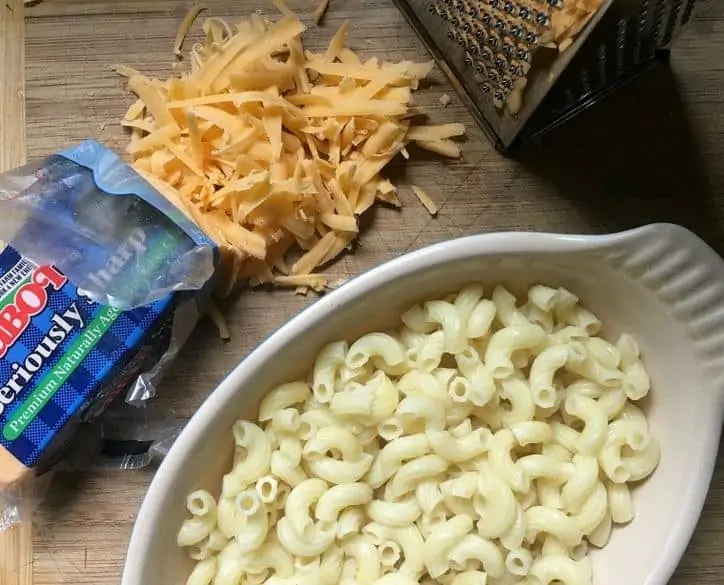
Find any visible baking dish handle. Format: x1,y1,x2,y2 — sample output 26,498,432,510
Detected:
601,223,724,413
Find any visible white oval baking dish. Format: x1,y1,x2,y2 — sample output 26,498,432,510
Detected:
122,223,724,585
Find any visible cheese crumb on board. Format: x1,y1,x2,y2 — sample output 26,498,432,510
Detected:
116,9,465,295
439,93,451,107
410,185,438,216
207,303,231,341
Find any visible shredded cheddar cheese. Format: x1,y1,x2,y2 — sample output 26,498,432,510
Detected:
314,0,331,25
174,4,207,57
116,8,465,295
207,303,231,341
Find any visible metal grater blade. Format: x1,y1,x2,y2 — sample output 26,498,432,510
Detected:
393,0,701,151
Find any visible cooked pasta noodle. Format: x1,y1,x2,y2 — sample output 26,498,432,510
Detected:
177,284,659,585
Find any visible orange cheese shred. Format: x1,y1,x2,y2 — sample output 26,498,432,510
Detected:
174,4,207,57
115,8,465,296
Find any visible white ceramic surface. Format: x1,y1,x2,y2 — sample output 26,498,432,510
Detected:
122,223,724,585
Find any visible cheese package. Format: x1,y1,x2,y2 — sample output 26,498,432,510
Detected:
0,141,218,491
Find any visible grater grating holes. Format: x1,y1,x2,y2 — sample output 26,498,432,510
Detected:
662,0,684,46
598,44,609,86
580,68,592,94
394,0,699,148
680,0,697,26
652,0,668,43
426,0,567,113
633,0,649,63
616,18,628,76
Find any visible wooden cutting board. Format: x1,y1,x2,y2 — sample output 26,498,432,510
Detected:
0,2,31,585
2,1,724,584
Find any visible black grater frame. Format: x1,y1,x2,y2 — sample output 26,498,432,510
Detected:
519,53,664,146
393,0,700,153
519,0,693,146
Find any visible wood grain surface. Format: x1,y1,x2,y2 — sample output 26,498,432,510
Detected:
0,0,25,171
16,0,724,583
0,2,32,585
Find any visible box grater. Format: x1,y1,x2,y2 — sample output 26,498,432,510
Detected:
393,0,700,151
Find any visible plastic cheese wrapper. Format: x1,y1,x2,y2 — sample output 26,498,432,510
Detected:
0,141,219,530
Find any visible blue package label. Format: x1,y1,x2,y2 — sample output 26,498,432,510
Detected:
0,141,219,473
0,250,172,468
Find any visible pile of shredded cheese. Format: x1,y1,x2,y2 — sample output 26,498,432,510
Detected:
114,7,465,296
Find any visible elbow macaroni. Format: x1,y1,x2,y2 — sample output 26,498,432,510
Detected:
427,427,492,461
313,341,347,403
346,332,406,370
415,478,446,515
411,331,446,373
563,396,608,455
500,503,526,550
448,534,505,577
388,454,449,498
489,428,529,493
606,480,635,524
530,555,589,585
178,284,660,585
367,496,422,527
285,478,328,536
525,301,555,333
342,534,381,585
229,421,272,486
492,285,521,327
425,300,466,355
303,426,364,461
561,455,599,514
336,507,367,540
178,492,218,547
499,378,535,426
306,453,374,484
571,482,608,535
379,540,402,567
530,345,570,408
397,394,447,433
276,517,336,557
485,324,547,379
259,382,311,422
395,525,426,576
466,299,497,339
524,506,583,547
474,461,518,538
424,515,473,578
528,285,558,312
315,482,373,521
454,284,484,325
232,491,268,553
